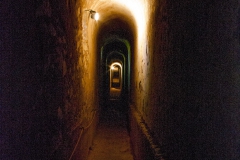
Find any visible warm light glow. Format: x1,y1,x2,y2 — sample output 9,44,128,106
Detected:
110,62,122,70
91,12,99,21
111,65,115,70
112,0,148,41
94,13,99,20
109,0,149,97
88,10,99,21
110,62,123,99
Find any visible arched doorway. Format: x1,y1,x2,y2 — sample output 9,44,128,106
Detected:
100,38,131,113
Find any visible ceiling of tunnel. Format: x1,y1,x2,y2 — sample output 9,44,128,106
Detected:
84,0,137,22
97,18,135,49
81,0,149,43
80,0,151,80
87,1,136,39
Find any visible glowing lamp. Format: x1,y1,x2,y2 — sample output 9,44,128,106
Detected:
86,10,99,21
91,12,99,21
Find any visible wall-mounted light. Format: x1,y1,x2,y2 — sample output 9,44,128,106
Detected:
85,9,99,21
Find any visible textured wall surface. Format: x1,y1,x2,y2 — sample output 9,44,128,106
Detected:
133,1,239,159
130,0,240,159
0,0,99,159
0,0,239,160
0,1,38,159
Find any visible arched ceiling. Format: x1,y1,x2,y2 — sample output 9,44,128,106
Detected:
80,0,150,77
86,0,136,41
82,0,149,46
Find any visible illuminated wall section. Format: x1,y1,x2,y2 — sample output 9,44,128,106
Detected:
112,0,151,117
82,0,150,115
72,0,99,129
79,0,156,136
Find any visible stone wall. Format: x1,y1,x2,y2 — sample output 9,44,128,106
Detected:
0,0,99,159
1,0,239,159
0,0,38,159
130,0,240,159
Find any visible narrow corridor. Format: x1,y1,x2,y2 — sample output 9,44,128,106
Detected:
0,0,240,160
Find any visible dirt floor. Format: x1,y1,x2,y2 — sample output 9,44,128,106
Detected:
87,103,133,160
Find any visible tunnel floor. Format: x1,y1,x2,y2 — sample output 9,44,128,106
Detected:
87,100,133,160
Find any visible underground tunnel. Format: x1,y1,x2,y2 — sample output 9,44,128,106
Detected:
1,0,240,160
